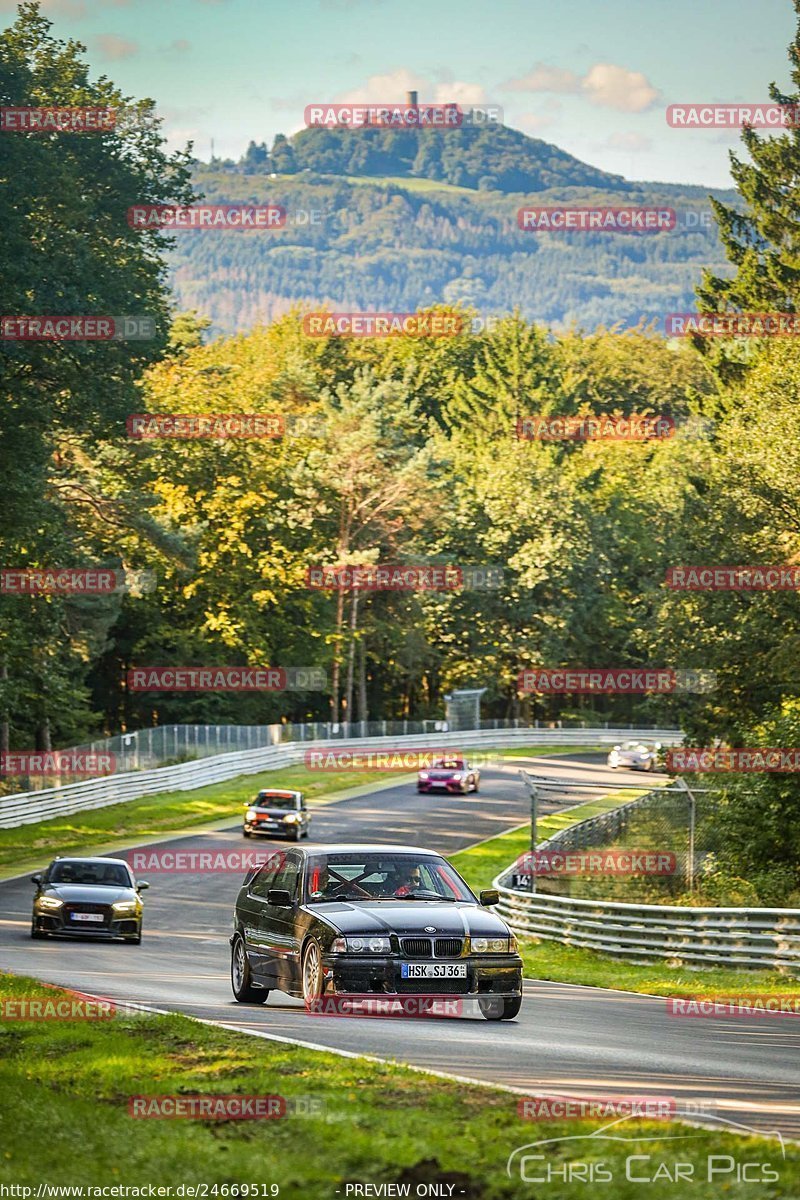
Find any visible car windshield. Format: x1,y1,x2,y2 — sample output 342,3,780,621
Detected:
49,861,131,887
621,742,648,752
304,853,474,903
255,792,299,810
431,758,465,770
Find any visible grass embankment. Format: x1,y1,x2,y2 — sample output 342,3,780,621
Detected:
0,973,793,1197
450,803,800,1000
0,744,592,876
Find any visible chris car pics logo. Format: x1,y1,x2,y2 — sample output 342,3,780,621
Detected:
507,1113,784,1185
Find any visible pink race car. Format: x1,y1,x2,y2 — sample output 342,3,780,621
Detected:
417,756,480,795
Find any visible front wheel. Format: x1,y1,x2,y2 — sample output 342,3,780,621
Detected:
479,996,522,1021
645,758,655,772
243,828,252,838
302,940,323,1006
231,933,269,1004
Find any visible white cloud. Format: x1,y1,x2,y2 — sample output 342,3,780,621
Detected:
337,68,429,104
434,80,488,106
94,33,139,60
582,63,660,112
504,63,580,94
503,60,660,113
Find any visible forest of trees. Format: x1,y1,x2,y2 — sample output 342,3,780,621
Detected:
4,4,800,897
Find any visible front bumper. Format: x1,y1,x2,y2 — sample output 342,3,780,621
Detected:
321,953,523,997
33,912,140,938
243,820,300,837
417,780,466,793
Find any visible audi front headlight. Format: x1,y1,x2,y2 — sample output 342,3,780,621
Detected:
471,936,514,954
245,808,257,821
112,900,138,914
37,895,63,910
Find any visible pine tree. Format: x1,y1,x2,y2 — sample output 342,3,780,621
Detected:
696,0,800,363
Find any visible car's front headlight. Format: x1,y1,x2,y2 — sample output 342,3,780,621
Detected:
331,936,391,954
112,900,138,914
37,896,63,910
471,935,515,953
451,772,463,781
418,771,429,780
282,813,300,823
245,808,257,821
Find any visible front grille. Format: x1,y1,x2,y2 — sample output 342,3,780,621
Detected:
63,902,111,927
434,938,463,958
401,937,464,958
401,937,432,958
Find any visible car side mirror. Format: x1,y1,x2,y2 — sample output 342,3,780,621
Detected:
480,889,500,906
267,888,293,907
137,881,150,891
31,874,41,885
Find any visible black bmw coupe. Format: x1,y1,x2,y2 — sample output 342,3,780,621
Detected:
230,844,523,1020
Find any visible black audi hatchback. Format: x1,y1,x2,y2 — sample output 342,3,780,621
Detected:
31,856,148,943
230,844,523,1020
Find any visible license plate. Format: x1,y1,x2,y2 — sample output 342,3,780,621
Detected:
401,963,467,979
71,913,104,922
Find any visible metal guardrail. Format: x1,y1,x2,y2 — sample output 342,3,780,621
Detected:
495,779,800,971
0,726,684,829
492,886,800,971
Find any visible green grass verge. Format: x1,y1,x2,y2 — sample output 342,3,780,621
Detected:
0,972,794,1197
449,788,645,894
450,805,800,999
0,745,595,876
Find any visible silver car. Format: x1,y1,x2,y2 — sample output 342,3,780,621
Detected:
607,741,661,772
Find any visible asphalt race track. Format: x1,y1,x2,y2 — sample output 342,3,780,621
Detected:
1,753,799,1143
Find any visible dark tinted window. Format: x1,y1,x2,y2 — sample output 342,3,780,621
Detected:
270,857,300,900
49,861,131,887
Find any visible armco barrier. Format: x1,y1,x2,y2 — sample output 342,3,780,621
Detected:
495,776,800,971
0,727,683,829
493,886,800,971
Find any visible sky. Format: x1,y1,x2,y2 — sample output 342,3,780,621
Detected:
6,0,798,187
